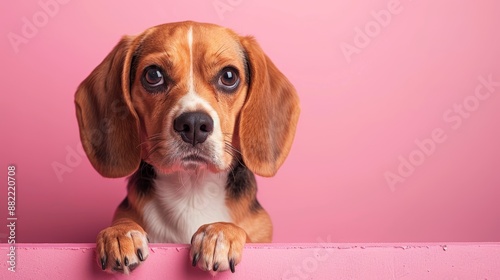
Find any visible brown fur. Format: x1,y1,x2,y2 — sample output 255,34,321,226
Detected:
75,21,299,274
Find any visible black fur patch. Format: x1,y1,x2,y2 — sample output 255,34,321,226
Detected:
129,44,143,87
226,160,256,199
118,197,130,210
242,50,251,86
226,161,265,214
128,161,156,197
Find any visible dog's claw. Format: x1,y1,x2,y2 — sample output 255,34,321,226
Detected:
137,249,144,261
124,257,129,266
101,257,107,270
229,259,235,273
129,262,139,272
213,262,219,271
192,253,200,267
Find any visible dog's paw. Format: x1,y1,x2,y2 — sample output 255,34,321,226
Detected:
190,222,247,273
96,222,149,274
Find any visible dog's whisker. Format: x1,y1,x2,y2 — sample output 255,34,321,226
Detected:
144,141,166,161
224,141,242,156
137,133,166,150
223,145,244,169
138,139,163,149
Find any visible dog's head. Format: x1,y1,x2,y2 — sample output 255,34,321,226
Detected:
75,21,300,178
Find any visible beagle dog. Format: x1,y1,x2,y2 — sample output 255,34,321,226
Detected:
75,21,299,274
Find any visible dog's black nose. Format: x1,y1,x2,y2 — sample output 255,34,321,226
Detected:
174,112,214,146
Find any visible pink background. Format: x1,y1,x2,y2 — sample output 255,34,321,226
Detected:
2,244,500,279
1,0,499,243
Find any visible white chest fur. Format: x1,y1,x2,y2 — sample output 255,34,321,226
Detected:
142,170,232,243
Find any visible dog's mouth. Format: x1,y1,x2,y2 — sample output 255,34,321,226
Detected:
182,154,209,163
148,140,227,173
178,153,215,171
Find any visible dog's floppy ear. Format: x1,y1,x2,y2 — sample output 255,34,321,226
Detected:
75,36,140,178
238,36,300,177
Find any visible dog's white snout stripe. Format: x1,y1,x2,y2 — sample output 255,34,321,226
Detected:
187,27,194,94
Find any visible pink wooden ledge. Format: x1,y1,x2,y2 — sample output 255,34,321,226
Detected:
1,243,499,279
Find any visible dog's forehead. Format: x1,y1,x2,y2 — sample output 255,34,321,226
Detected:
139,22,243,56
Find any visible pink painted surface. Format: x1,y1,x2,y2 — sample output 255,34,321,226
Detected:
1,0,500,244
1,243,500,279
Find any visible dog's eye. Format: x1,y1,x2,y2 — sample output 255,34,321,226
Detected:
145,67,164,86
142,66,167,93
220,69,237,86
217,67,240,93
